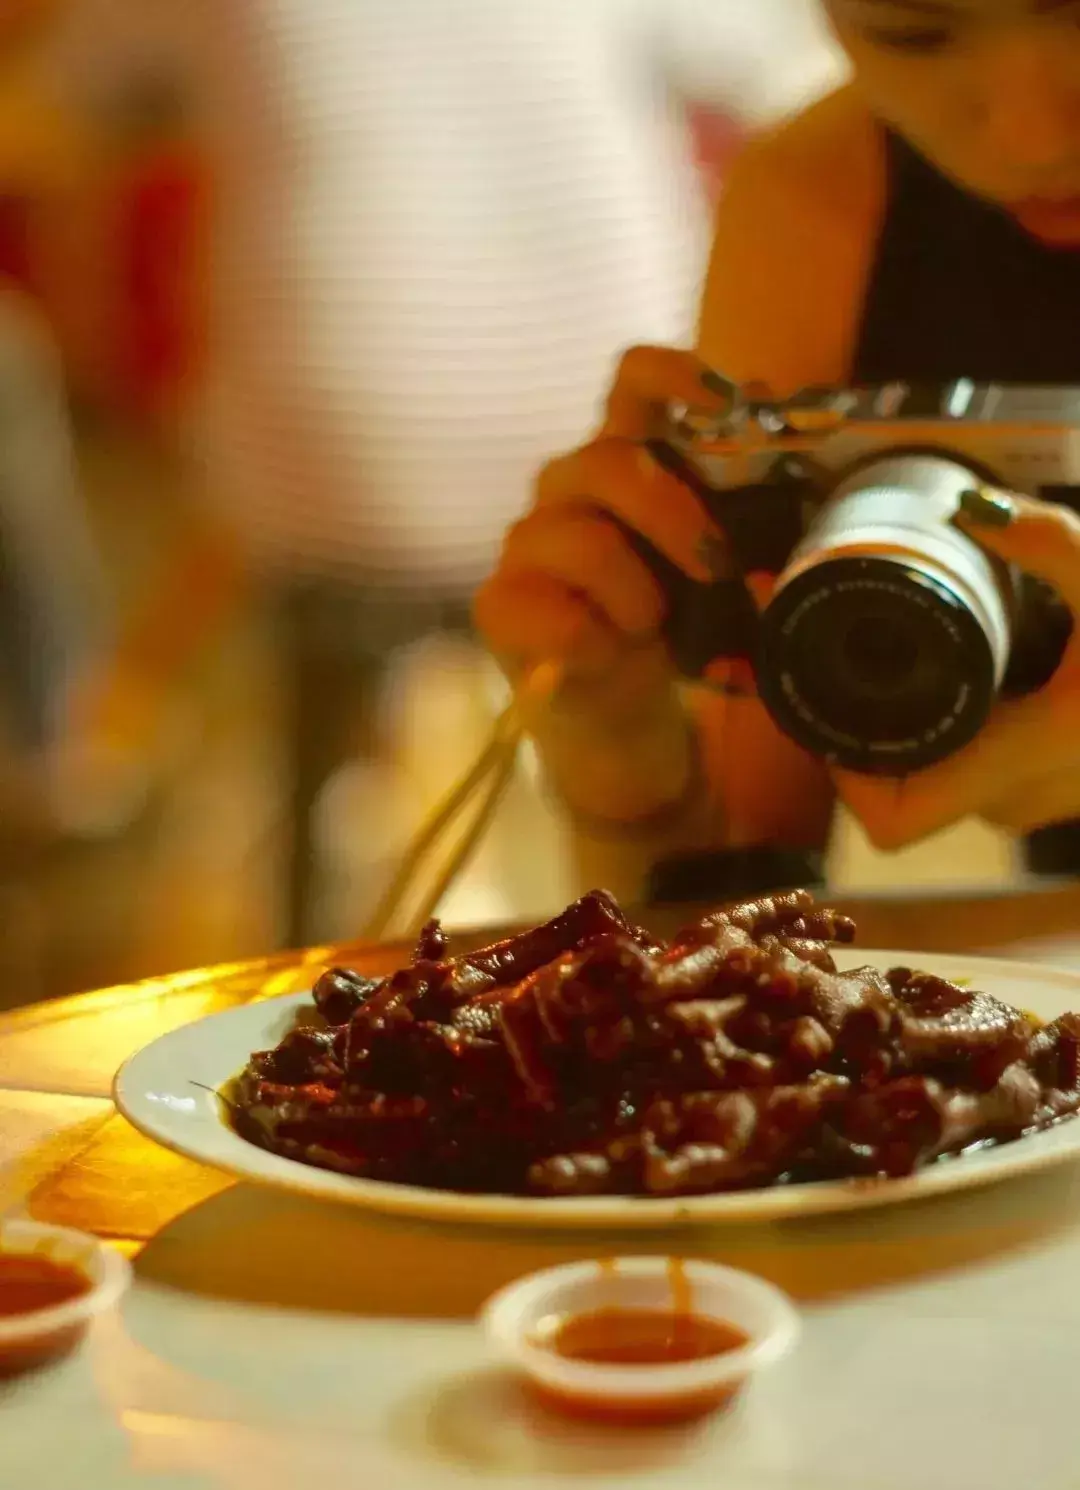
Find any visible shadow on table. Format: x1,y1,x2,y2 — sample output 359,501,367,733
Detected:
124,1169,1080,1479
388,1366,721,1478
134,1163,1080,1319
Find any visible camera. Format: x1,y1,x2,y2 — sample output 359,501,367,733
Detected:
634,376,1077,776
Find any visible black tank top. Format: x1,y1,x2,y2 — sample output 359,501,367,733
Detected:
854,127,1080,874
854,129,1080,383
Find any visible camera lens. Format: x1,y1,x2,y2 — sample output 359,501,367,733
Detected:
754,454,1013,775
758,559,998,773
840,615,920,698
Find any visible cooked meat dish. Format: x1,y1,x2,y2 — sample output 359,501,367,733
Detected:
229,889,1080,1196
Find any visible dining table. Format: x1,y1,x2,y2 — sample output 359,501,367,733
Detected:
6,879,1080,1490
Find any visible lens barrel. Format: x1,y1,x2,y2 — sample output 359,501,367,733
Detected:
755,455,1013,775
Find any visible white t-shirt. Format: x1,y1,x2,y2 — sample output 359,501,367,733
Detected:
56,0,844,589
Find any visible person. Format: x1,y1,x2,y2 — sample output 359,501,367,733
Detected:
476,0,1080,904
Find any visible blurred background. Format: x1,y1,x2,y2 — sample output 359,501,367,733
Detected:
0,0,1017,1009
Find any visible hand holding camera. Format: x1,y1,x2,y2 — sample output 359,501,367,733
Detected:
475,347,1080,849
474,346,762,834
642,372,1076,775
836,491,1080,849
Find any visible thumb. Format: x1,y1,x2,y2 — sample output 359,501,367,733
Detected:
955,486,1080,616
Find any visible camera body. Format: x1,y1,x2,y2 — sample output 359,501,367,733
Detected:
640,377,1078,775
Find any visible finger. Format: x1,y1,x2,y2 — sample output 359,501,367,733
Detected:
745,571,776,611
536,439,724,583
956,490,1080,616
978,750,1080,834
472,569,623,676
599,344,738,440
832,686,1076,850
500,508,665,637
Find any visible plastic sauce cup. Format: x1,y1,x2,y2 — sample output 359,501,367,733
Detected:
0,1219,132,1377
481,1256,800,1425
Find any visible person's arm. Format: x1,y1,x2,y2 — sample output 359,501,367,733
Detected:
698,86,884,389
480,92,891,901
676,88,887,857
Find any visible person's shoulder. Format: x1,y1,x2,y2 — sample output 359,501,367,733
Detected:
727,86,884,228
699,88,887,389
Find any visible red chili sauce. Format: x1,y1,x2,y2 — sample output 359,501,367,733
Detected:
0,1254,92,1377
531,1259,751,1425
548,1306,749,1367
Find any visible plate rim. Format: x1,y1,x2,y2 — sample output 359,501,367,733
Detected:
113,947,1080,1230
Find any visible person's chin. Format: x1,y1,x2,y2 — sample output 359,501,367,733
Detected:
1006,198,1080,248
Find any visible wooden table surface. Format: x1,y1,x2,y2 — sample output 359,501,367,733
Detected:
6,882,1080,1490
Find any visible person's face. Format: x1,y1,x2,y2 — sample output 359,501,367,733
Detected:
823,0,1080,244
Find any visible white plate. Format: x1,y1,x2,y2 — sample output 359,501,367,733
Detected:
114,949,1080,1230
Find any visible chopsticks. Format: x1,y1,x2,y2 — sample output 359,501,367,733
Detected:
361,661,563,943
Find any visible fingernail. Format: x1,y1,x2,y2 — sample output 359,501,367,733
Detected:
700,369,737,404
696,532,734,581
958,485,1015,529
